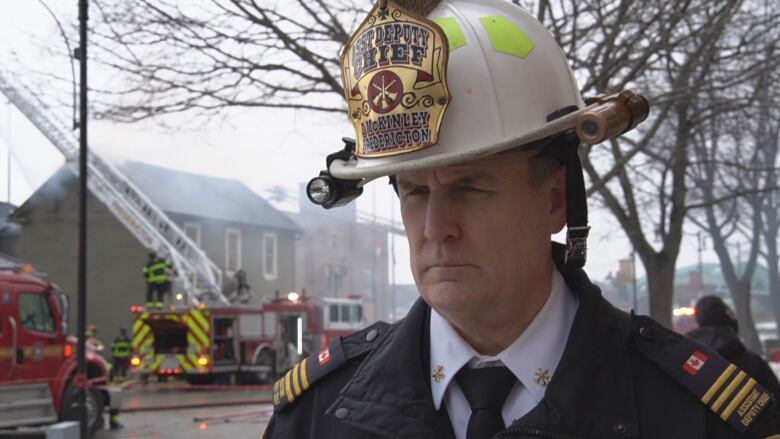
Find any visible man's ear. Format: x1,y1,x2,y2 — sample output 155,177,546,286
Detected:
548,167,567,234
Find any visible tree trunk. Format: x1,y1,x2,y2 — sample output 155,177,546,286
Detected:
644,255,676,329
732,279,763,353
765,219,780,337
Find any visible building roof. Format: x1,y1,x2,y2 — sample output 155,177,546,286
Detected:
119,161,299,231
13,162,300,231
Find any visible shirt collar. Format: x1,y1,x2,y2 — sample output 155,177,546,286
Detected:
429,265,579,409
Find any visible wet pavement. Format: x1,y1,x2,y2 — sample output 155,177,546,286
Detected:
94,380,273,439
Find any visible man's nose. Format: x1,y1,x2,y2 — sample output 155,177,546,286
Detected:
423,191,461,242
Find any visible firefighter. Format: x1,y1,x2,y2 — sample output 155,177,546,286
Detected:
85,323,103,352
144,251,172,309
110,327,131,383
265,0,780,438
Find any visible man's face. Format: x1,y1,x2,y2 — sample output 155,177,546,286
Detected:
396,154,566,317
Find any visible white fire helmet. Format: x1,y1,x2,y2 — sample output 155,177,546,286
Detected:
308,0,648,266
329,0,586,180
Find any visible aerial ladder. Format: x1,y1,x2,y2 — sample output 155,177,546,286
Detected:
0,71,227,306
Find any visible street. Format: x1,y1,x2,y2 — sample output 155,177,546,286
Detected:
95,381,272,439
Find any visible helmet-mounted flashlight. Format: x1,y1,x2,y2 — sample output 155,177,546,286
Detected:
306,138,364,209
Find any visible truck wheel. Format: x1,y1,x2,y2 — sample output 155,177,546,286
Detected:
60,382,105,436
238,348,274,384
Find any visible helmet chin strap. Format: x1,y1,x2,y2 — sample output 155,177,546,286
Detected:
563,141,590,268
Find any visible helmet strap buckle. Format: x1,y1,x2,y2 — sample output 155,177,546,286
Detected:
564,225,591,267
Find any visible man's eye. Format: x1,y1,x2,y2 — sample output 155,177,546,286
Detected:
456,185,483,192
403,187,428,197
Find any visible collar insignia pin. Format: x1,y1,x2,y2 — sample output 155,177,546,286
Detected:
534,368,551,387
432,365,445,383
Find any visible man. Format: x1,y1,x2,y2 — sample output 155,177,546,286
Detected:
85,323,103,352
688,295,780,401
264,0,780,437
143,251,171,309
110,327,132,383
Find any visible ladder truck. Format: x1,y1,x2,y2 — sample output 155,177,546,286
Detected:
0,72,369,385
0,71,226,307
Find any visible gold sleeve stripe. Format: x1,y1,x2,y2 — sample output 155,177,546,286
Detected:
702,364,736,404
721,378,757,420
301,358,310,390
291,363,302,397
284,370,295,403
712,370,746,412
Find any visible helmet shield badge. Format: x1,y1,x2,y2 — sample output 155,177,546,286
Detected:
340,0,451,158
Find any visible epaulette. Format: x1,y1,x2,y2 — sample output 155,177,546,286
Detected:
632,314,774,434
272,320,391,412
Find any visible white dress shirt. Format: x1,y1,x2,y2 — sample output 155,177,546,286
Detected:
429,266,579,439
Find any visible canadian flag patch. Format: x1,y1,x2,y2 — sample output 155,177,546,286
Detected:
318,347,331,365
682,351,708,375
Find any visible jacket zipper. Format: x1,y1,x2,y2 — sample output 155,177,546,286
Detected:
493,426,588,439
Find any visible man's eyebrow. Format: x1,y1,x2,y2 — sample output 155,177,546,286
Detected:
443,170,496,186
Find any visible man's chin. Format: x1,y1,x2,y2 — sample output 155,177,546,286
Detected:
420,282,483,314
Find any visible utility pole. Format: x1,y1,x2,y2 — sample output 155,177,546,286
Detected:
5,109,9,202
631,250,638,312
76,1,89,438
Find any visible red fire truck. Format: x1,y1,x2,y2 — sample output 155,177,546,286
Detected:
0,268,121,436
131,293,364,384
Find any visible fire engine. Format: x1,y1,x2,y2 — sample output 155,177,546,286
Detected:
130,293,364,384
0,267,121,436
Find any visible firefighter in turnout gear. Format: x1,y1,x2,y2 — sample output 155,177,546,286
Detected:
144,251,172,309
110,327,132,383
267,0,780,438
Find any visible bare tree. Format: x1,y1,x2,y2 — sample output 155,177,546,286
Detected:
88,0,780,328
688,109,766,352
90,0,370,121
518,0,780,327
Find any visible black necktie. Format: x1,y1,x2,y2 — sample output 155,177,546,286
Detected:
456,365,517,439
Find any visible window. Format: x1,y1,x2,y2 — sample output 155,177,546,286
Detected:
263,233,278,280
183,222,202,247
352,304,363,323
18,293,55,333
340,304,351,323
329,304,339,323
225,228,242,274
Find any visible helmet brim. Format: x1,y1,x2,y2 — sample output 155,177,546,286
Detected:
330,107,586,180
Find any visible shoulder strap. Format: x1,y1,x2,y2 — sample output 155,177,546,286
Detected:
632,314,774,434
272,320,391,412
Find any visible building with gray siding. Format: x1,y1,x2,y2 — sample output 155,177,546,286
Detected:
292,184,398,322
10,162,300,345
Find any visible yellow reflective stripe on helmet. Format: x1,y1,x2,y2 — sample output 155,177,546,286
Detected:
479,15,535,58
433,17,467,51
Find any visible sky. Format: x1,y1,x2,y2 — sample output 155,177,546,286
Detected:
0,1,724,291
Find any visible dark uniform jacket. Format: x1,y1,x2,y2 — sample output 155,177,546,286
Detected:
264,255,780,439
